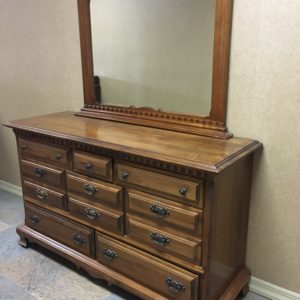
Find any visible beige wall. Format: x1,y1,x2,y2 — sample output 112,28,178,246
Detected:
0,0,299,294
227,0,300,293
0,0,83,185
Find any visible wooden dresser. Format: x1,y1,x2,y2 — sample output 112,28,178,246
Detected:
4,111,262,300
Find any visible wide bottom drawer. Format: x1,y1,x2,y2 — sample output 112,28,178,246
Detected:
96,233,199,300
24,203,95,257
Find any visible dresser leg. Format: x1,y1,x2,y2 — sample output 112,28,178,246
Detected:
18,236,30,248
16,226,30,248
239,282,250,297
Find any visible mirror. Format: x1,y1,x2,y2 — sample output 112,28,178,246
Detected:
90,0,216,116
77,0,233,138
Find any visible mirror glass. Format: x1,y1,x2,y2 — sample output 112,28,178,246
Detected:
91,0,216,116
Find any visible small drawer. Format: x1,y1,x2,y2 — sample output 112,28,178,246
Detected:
23,180,67,210
21,160,65,190
96,233,199,300
66,172,123,209
127,218,201,264
116,164,203,207
127,190,202,235
68,197,124,235
73,152,112,182
24,203,94,257
18,138,70,168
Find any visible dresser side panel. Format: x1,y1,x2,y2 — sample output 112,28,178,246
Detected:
201,154,254,300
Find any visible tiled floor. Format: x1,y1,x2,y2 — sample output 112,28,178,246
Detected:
0,188,268,300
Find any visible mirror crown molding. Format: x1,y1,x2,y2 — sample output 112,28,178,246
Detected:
77,0,234,139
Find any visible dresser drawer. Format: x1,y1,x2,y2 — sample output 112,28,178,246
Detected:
68,197,124,235
96,233,199,300
127,218,201,264
23,180,67,210
73,152,112,182
24,203,94,257
21,160,65,190
66,172,123,209
18,138,70,168
127,190,202,235
116,164,203,207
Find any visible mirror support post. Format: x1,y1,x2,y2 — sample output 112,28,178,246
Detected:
78,0,96,105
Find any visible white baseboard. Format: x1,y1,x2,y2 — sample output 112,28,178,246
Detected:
250,277,300,300
0,180,22,197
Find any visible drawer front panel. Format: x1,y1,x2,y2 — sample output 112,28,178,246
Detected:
73,152,112,182
127,190,202,235
96,233,199,300
25,203,94,257
21,160,65,190
18,138,70,168
23,180,67,210
116,164,202,206
68,197,124,235
66,173,123,209
127,218,201,264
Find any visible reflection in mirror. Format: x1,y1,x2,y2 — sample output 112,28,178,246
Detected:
91,0,216,116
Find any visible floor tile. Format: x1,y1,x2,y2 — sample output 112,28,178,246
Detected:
0,275,37,300
31,267,111,300
0,220,10,232
0,226,33,266
0,189,20,201
0,196,24,225
0,249,67,292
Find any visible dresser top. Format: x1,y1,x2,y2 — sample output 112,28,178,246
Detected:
5,112,261,173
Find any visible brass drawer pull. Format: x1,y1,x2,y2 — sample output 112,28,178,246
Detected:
121,172,129,180
165,277,186,293
72,233,86,246
34,167,46,178
150,233,170,246
179,187,188,196
103,248,118,261
83,183,98,196
85,162,93,170
84,208,100,220
149,204,170,218
29,213,40,224
55,153,63,160
36,188,48,200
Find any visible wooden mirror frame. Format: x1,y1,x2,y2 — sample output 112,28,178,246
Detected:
76,0,234,138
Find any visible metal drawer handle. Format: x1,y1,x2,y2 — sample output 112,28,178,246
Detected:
36,188,48,200
150,233,170,246
85,163,93,170
55,153,63,160
72,233,86,246
149,204,170,218
165,277,186,293
103,248,118,261
83,183,98,196
179,187,188,196
34,167,46,178
121,172,129,180
29,213,40,224
84,208,100,220
21,144,27,150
